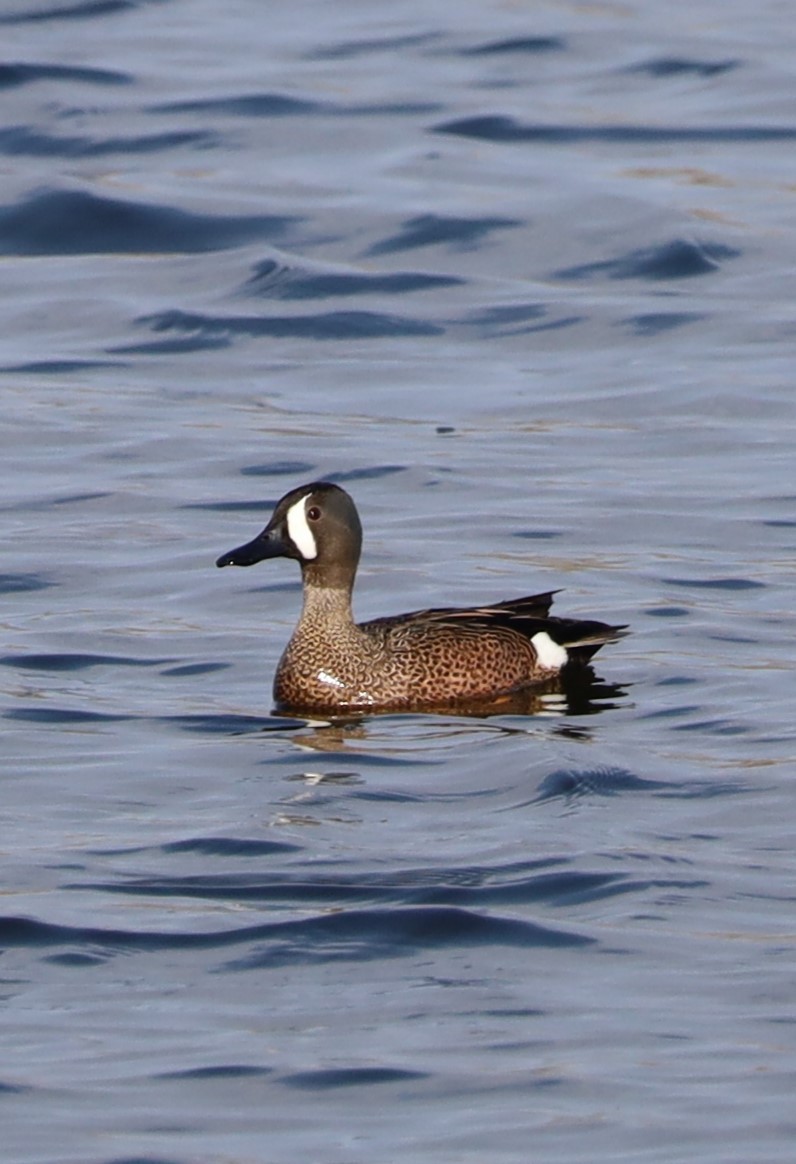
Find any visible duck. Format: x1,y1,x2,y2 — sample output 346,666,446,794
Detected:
216,481,626,714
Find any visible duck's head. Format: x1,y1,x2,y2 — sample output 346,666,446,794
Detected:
216,481,363,588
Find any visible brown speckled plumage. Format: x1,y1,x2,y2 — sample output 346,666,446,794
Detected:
216,481,626,714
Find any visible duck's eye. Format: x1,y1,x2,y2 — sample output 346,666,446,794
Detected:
307,505,321,522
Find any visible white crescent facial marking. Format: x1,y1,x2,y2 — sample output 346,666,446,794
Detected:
285,496,318,560
531,631,569,670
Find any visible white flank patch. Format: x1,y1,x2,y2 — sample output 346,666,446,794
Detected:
531,631,569,670
286,497,318,560
317,669,344,689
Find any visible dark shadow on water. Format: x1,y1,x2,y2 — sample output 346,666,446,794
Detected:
622,312,705,336
460,36,566,56
159,662,230,678
1,490,112,513
110,335,232,356
662,575,765,590
554,239,739,281
76,857,701,914
622,56,739,78
504,766,750,810
205,461,406,487
0,572,53,594
164,713,303,735
463,303,585,338
280,1066,428,1089
156,1064,274,1081
534,767,671,802
0,61,130,87
88,836,302,859
151,91,441,120
0,652,171,672
0,126,218,159
220,906,595,970
2,706,299,734
4,706,134,725
0,1080,31,1095
305,31,442,61
365,213,522,256
130,307,442,341
0,189,299,256
435,114,796,145
183,498,282,512
466,302,546,328
153,92,321,117
242,257,464,300
0,0,132,24
159,837,300,857
326,465,407,484
240,459,316,478
0,358,125,375
0,906,594,966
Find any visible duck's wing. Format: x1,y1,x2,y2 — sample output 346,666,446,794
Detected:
447,594,628,663
363,590,560,632
445,606,627,665
362,591,626,666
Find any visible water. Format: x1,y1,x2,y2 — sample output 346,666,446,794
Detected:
2,2,795,1161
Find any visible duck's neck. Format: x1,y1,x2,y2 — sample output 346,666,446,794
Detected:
298,568,355,630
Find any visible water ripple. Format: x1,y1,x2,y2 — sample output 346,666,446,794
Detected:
623,312,705,335
554,239,739,281
624,56,739,78
243,258,463,300
131,307,442,343
221,906,594,970
0,61,129,87
5,706,133,725
0,126,217,158
153,92,321,117
306,32,442,61
0,358,123,375
239,459,315,478
534,767,672,800
0,652,169,672
663,575,765,590
3,707,296,734
435,114,796,143
0,189,298,256
0,0,133,25
0,572,53,594
281,1066,428,1089
73,858,702,912
156,1064,274,1081
460,36,566,56
0,907,593,967
365,213,522,256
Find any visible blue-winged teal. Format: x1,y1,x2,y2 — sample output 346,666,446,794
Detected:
216,481,626,714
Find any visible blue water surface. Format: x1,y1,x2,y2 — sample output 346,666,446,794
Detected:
1,2,795,1162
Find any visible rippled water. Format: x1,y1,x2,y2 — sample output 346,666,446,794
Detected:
2,2,795,1162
